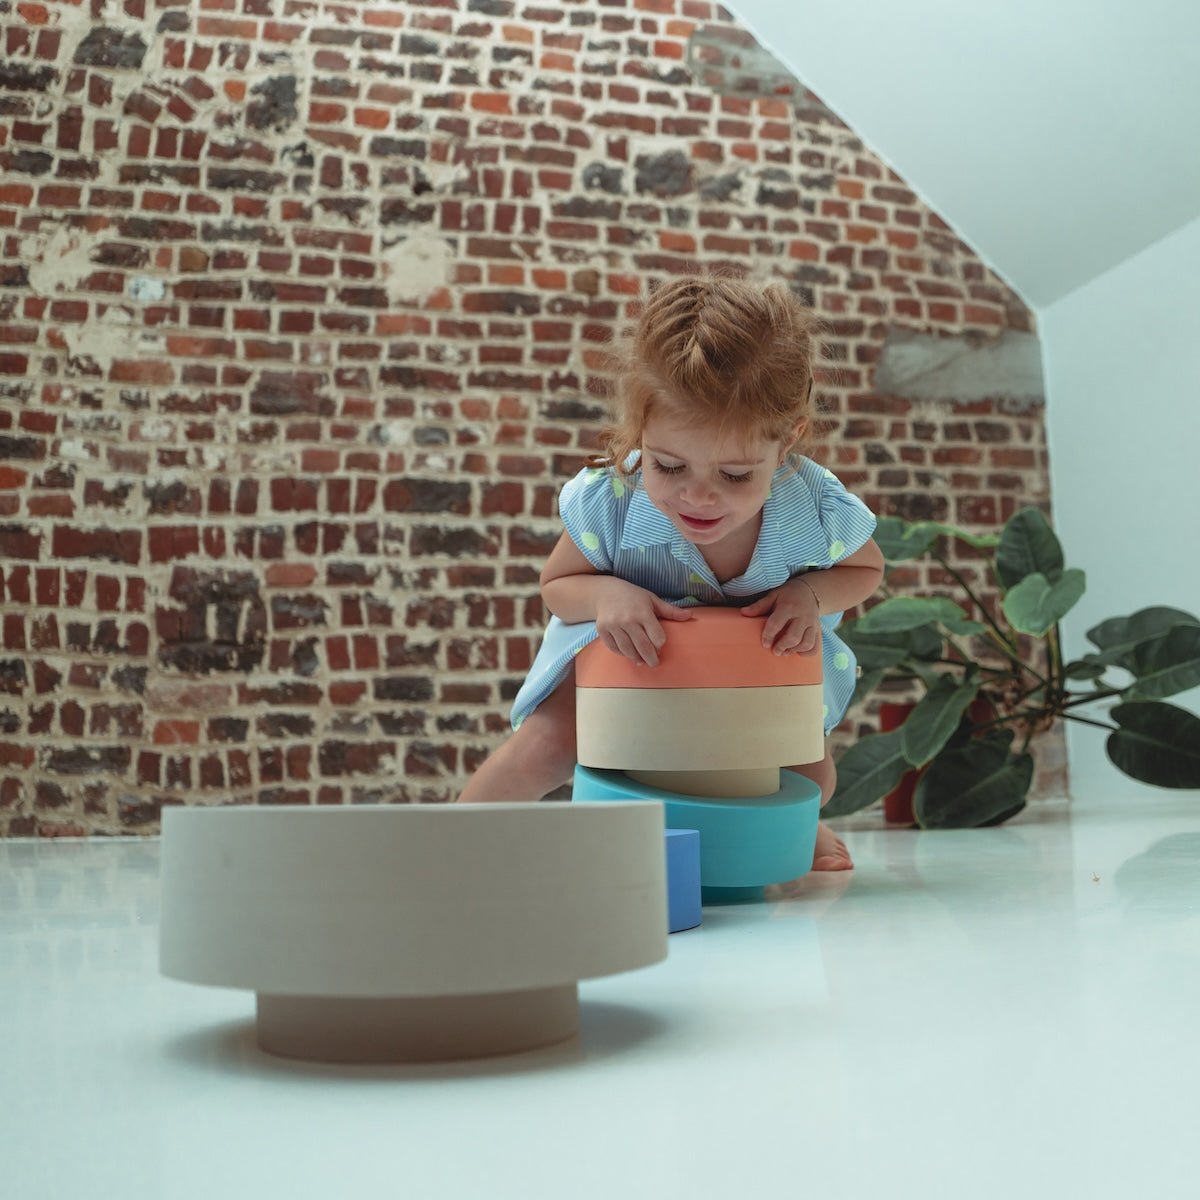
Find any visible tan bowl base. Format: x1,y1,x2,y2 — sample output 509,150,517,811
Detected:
256,984,580,1063
625,767,782,798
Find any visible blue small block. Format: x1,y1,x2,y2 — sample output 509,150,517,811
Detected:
665,829,701,932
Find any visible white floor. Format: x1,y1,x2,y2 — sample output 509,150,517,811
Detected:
4,793,1200,1200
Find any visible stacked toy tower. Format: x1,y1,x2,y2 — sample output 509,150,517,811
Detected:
572,607,825,918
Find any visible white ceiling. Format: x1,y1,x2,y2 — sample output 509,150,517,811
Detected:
726,0,1200,309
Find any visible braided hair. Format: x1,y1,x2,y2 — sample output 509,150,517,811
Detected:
593,275,820,474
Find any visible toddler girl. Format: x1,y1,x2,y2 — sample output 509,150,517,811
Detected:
458,276,883,871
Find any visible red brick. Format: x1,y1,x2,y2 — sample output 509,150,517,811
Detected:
153,720,200,746
110,359,173,385
265,563,317,587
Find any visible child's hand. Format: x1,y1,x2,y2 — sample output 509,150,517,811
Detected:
595,585,693,667
740,577,821,656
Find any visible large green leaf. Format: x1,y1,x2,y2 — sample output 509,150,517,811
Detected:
1001,568,1086,636
873,516,941,562
839,625,914,672
874,516,1000,562
849,666,888,708
909,623,948,661
914,732,1033,828
1106,701,1200,788
826,728,910,817
840,621,948,670
1086,607,1200,666
995,508,1064,589
901,671,981,767
1127,625,1200,699
855,596,975,636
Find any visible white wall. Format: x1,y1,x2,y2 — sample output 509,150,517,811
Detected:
726,0,1200,308
1041,215,1200,801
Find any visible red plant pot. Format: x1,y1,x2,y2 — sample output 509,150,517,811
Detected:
879,702,919,825
878,695,998,826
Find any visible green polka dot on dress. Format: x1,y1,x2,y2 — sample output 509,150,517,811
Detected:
582,532,600,551
834,651,850,671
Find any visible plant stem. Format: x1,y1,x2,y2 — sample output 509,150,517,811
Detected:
1046,624,1066,696
931,552,1055,691
922,658,1012,676
1061,688,1126,709
934,553,1021,659
1060,712,1120,733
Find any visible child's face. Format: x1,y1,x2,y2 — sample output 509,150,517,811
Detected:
639,410,790,551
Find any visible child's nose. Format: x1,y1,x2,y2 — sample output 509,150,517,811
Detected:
681,477,718,505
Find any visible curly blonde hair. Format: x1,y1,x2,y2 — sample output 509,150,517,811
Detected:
592,276,820,474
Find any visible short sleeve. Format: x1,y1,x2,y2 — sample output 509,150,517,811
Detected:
557,467,632,571
808,462,877,564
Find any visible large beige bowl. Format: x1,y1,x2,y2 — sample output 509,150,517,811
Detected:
159,803,667,1062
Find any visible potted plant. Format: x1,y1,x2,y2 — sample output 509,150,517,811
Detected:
825,508,1200,827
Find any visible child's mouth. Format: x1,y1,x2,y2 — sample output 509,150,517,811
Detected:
680,513,721,531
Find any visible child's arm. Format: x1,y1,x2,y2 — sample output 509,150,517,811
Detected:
740,538,885,656
539,533,692,667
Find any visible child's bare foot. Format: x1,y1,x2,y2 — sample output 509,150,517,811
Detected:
812,821,853,871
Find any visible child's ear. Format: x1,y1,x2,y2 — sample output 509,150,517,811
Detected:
782,419,807,459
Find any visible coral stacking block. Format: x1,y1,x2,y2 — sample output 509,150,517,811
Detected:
160,804,667,1063
573,607,825,902
575,606,824,785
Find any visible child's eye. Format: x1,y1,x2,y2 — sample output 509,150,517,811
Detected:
721,470,753,484
651,459,685,476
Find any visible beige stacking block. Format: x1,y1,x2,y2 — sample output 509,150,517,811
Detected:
160,803,667,1062
576,607,824,797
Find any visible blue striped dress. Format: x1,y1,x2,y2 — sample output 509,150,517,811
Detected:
510,456,878,735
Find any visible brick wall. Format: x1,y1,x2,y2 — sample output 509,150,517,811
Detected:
0,0,1055,837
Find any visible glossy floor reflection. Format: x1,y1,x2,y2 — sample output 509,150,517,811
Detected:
5,794,1200,1199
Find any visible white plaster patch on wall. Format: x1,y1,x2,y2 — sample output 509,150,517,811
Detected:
196,446,231,472
369,422,410,446
874,327,1046,410
426,342,470,366
24,226,107,296
235,427,300,473
41,1,97,74
128,276,167,303
421,155,473,195
130,417,177,441
51,4,160,127
238,451,302,473
61,320,145,374
56,438,101,462
381,232,453,304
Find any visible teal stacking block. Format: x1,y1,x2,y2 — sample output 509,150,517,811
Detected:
665,829,701,932
572,765,820,899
